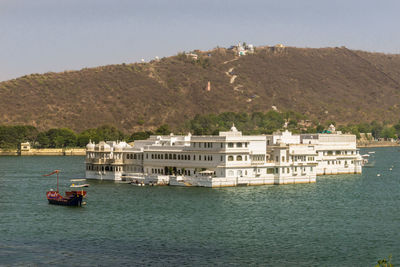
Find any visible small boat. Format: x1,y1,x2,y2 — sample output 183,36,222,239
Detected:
43,170,87,207
70,179,90,187
131,181,145,186
363,160,376,168
368,151,376,154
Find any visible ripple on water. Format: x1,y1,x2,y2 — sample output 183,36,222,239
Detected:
0,149,399,266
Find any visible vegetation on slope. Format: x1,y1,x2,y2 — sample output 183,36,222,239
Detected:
1,111,399,149
1,46,400,132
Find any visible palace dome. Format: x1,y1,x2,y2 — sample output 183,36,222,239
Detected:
86,142,95,150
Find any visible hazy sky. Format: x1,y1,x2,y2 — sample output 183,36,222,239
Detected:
0,0,399,81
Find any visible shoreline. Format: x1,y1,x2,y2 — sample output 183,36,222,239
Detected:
0,148,85,156
1,144,399,156
357,142,400,148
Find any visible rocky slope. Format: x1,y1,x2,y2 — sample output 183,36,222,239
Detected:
1,46,399,132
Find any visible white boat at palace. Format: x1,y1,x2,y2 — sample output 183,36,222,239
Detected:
85,124,362,187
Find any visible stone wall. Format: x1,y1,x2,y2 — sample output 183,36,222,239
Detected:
0,148,85,156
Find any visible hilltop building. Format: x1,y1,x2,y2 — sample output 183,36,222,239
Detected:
85,126,362,187
228,42,254,56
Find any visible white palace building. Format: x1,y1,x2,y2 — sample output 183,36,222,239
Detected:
85,125,363,187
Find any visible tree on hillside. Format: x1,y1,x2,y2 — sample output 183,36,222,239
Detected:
46,128,77,148
381,126,396,139
156,124,171,135
0,125,38,149
129,131,153,141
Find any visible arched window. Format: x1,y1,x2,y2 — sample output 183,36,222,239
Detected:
237,155,242,161
228,156,234,161
173,154,176,160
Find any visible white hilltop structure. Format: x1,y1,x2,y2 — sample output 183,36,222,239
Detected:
85,125,362,187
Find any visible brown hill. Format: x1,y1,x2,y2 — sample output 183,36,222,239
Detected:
1,46,400,132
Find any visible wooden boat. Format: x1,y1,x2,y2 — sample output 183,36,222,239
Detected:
43,170,87,207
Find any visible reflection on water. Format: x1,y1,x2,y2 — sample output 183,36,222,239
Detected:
0,148,399,266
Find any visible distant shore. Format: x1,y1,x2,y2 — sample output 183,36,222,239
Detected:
0,142,398,156
0,148,85,156
357,141,400,148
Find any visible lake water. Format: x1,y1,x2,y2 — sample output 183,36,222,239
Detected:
0,147,399,266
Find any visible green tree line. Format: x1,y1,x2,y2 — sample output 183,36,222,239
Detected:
1,111,399,149
0,125,169,149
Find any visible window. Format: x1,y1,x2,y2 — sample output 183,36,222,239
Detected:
238,170,243,177
245,143,247,148
237,155,243,161
228,170,234,176
245,156,247,161
228,143,234,148
228,156,234,161
237,143,242,148
221,156,223,161
220,143,223,148
282,156,285,162
267,168,274,174
173,154,176,160
199,155,202,160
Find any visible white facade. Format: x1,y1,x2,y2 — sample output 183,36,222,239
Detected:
85,127,361,187
269,130,363,175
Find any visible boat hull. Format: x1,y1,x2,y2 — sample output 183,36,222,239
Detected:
46,191,85,207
